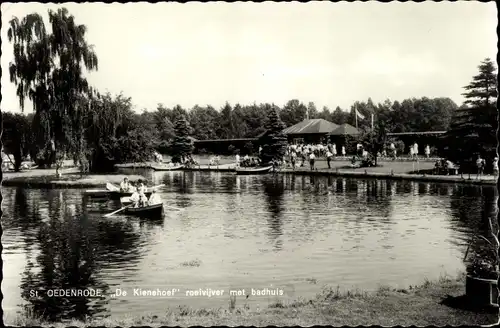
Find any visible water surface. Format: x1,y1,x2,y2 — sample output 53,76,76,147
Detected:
2,172,497,321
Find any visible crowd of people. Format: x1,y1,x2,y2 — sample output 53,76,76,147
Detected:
119,178,161,207
278,141,435,171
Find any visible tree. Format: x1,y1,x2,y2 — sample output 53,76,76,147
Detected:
7,8,98,166
188,105,219,140
171,115,194,163
444,58,498,170
358,119,389,166
218,102,235,139
331,106,349,125
317,106,332,121
154,104,176,153
244,141,254,155
81,92,158,172
1,112,32,171
259,105,288,165
239,103,268,138
307,102,319,119
280,99,307,127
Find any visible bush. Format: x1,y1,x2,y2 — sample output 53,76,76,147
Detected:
395,140,405,154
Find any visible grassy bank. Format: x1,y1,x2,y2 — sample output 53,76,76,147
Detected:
8,273,498,327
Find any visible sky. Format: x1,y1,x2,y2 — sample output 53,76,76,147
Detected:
1,2,497,114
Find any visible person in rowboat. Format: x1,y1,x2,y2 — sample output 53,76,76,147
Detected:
128,182,137,193
137,181,146,194
148,189,161,205
138,191,148,207
120,177,131,192
129,189,140,208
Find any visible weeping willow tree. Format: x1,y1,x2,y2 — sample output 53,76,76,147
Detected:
7,8,98,170
79,92,159,172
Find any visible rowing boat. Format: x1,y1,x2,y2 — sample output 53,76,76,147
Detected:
124,203,164,217
235,166,273,175
150,164,184,171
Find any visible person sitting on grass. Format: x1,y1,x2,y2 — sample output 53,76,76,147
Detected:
148,189,161,205
350,156,360,168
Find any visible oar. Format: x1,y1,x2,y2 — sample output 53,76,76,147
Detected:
104,204,134,217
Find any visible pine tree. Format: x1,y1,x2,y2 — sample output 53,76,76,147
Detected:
259,105,288,165
445,58,498,170
171,115,194,163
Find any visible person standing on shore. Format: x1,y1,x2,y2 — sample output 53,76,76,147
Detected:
389,143,396,160
332,144,337,157
476,155,484,179
235,153,240,168
326,150,333,169
341,145,346,157
290,151,296,169
413,142,419,160
309,152,316,170
424,145,430,159
409,146,415,160
356,143,363,156
493,157,499,177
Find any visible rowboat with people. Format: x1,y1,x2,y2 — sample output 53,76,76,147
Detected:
103,186,183,219
235,165,273,175
123,203,164,218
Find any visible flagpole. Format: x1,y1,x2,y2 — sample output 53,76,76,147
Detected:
355,107,358,130
371,113,374,130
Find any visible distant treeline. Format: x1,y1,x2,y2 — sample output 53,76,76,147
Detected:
148,96,458,142
1,95,457,168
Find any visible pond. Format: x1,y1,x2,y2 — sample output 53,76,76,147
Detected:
2,171,497,322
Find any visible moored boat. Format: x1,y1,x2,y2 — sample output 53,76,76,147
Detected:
235,166,273,175
124,203,164,217
151,164,184,171
84,186,152,200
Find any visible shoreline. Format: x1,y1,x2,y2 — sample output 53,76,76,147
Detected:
281,168,497,185
6,273,497,327
1,172,148,189
2,167,496,189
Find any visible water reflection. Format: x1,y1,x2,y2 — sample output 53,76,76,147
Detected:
4,189,153,322
262,176,285,251
449,185,499,255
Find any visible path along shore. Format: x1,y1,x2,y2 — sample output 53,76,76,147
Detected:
2,159,497,188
